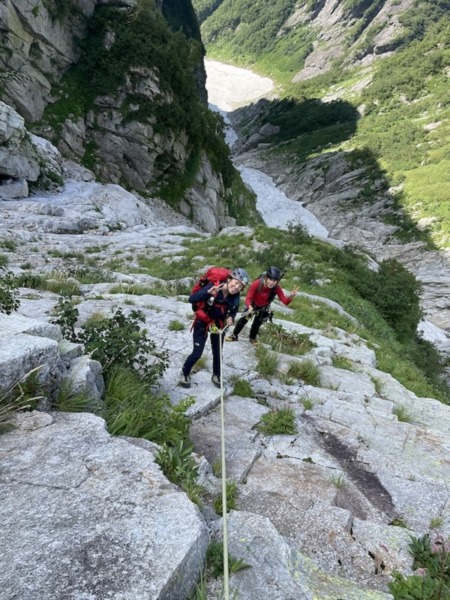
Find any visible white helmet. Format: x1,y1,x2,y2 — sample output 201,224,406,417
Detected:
231,267,249,287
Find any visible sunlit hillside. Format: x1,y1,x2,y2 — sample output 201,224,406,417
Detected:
194,0,450,248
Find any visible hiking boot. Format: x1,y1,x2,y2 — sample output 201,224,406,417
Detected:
249,338,260,345
211,374,221,388
179,372,191,388
225,334,238,342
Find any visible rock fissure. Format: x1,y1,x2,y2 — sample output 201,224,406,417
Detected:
320,431,396,518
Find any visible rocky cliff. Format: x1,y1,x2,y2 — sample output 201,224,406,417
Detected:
287,0,416,82
0,0,258,231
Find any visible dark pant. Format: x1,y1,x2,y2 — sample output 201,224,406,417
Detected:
233,308,267,340
182,320,225,378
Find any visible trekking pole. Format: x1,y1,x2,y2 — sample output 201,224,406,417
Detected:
218,324,230,600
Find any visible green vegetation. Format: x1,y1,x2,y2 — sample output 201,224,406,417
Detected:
205,541,251,579
155,437,205,504
0,268,20,314
287,359,321,386
255,344,279,378
231,378,254,397
213,480,238,514
260,323,315,356
393,404,414,424
52,301,168,384
330,472,346,489
256,405,297,435
0,367,43,433
390,533,450,599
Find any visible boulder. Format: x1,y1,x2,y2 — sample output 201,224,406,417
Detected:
0,411,209,600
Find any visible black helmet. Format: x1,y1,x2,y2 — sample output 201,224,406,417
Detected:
266,266,282,281
231,267,250,287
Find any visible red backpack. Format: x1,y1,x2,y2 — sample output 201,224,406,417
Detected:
190,267,232,313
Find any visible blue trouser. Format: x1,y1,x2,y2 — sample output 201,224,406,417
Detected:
182,320,224,378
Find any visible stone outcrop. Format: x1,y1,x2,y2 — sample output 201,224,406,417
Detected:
0,410,209,600
0,313,104,408
0,0,96,122
0,0,256,232
285,0,415,83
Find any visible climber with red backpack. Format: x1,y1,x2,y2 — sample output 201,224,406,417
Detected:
179,267,250,388
226,266,298,345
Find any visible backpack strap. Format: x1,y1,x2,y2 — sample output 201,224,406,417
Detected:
257,274,277,304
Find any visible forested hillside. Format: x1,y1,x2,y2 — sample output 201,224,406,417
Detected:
195,0,450,249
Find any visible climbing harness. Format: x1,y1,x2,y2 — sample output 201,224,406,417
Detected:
244,306,274,324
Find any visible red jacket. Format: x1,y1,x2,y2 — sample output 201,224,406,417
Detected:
245,278,293,309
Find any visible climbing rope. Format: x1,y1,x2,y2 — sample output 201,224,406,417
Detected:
218,324,230,600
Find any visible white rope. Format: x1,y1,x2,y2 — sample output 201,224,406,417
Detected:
218,325,230,600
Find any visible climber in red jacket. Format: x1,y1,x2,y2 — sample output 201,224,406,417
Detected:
226,266,298,344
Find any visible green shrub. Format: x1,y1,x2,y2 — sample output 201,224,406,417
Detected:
0,268,19,314
206,541,251,579
0,239,16,251
301,397,314,410
255,345,279,378
45,277,81,296
256,406,297,435
343,257,422,342
213,480,238,515
51,297,79,342
332,356,354,370
389,533,450,599
156,439,205,505
231,378,254,397
79,308,168,383
287,359,321,386
53,303,168,384
15,272,47,290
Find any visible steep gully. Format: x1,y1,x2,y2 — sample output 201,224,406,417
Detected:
204,59,450,365
205,60,328,237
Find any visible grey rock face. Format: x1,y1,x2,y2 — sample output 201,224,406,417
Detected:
0,101,40,182
288,0,415,82
0,2,245,232
0,102,64,196
0,0,95,121
0,411,209,600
